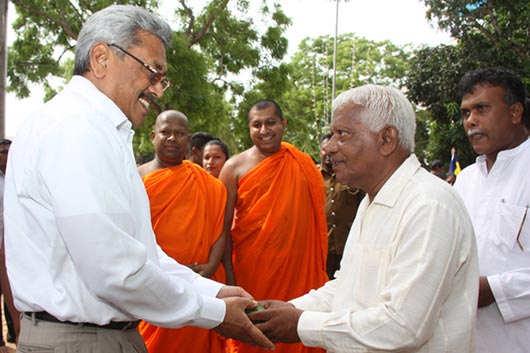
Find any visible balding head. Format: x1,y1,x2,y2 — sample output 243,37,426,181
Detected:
151,110,191,168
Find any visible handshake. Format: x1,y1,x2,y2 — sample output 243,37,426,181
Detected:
213,286,304,350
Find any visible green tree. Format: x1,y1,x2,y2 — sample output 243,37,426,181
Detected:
407,0,530,169
6,0,291,159
274,34,412,159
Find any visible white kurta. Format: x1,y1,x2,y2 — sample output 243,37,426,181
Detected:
454,137,530,353
292,154,479,353
4,76,225,328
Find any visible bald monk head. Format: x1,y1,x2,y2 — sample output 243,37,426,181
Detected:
138,110,191,176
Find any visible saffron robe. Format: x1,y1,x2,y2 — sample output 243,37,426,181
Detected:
139,161,227,353
230,142,328,353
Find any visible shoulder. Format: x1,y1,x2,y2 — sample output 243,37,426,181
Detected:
137,161,158,178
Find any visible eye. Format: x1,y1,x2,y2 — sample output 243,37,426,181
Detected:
461,110,470,119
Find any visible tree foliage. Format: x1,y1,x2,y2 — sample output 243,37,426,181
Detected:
6,0,291,160
271,34,412,159
407,0,530,168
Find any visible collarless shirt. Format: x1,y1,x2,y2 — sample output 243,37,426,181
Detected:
292,154,478,353
4,76,225,328
454,137,530,353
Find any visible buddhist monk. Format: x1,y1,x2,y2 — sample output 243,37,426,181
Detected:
219,100,328,353
138,110,228,353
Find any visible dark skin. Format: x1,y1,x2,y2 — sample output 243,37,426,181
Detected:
247,104,409,344
461,84,528,308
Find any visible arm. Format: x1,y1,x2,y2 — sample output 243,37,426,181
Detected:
256,199,477,351
219,159,240,286
190,231,226,278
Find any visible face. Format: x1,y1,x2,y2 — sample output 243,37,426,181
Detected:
320,138,332,170
203,144,228,178
106,32,168,128
152,115,190,167
461,84,523,161
323,104,380,189
248,106,286,156
0,143,11,173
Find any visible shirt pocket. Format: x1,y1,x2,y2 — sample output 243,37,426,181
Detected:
494,201,528,251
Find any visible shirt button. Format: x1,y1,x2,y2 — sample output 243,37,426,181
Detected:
331,199,335,204
332,224,337,228
331,212,336,216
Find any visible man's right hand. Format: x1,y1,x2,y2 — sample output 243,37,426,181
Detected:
214,297,275,350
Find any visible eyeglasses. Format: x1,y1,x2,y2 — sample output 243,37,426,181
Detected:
108,43,170,91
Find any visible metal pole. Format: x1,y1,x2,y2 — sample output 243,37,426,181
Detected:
330,0,339,123
0,0,7,138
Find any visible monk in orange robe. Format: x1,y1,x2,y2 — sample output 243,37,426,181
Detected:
138,110,228,353
220,100,328,353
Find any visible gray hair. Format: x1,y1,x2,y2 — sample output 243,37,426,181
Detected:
74,5,173,75
332,85,416,152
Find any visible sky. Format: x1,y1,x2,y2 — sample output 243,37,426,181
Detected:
4,0,452,138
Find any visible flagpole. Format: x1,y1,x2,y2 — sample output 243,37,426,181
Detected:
330,0,339,123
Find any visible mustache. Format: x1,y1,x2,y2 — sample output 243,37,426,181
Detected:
141,93,161,115
467,129,486,137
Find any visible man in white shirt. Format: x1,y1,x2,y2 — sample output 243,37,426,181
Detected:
454,67,530,353
249,85,479,353
3,5,273,353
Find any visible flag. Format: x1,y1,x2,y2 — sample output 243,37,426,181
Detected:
449,147,461,176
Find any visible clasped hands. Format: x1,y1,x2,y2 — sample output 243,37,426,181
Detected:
214,287,302,350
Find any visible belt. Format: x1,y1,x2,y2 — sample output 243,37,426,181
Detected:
26,312,140,330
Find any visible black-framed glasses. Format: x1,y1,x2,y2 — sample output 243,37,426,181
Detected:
108,43,170,91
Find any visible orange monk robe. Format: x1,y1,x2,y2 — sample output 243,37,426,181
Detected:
139,160,227,353
230,142,328,353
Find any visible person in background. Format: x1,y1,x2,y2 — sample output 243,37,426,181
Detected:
138,110,229,353
454,67,530,353
219,99,328,353
250,85,478,353
203,139,230,178
428,159,445,179
3,5,272,353
319,133,363,279
0,139,19,345
189,132,217,167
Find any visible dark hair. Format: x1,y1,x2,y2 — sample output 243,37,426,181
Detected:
248,99,284,121
320,132,332,146
430,159,444,170
458,67,526,108
189,132,217,152
204,139,230,159
0,139,12,146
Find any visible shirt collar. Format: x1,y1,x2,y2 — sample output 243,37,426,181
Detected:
69,75,131,130
476,136,530,167
372,154,420,207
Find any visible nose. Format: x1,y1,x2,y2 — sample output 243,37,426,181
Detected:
323,135,338,155
148,82,164,98
464,111,479,130
259,124,268,134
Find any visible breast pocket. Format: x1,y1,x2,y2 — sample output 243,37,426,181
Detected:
495,201,528,251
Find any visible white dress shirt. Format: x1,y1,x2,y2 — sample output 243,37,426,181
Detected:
291,154,478,353
454,137,530,353
4,76,225,328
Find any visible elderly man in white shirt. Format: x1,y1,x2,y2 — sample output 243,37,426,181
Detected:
454,67,530,353
3,5,272,353
249,85,479,353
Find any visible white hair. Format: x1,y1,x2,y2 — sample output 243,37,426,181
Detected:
332,85,416,152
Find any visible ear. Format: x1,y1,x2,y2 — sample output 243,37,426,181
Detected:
379,125,399,157
510,102,524,125
282,118,287,128
89,42,111,79
150,130,155,142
